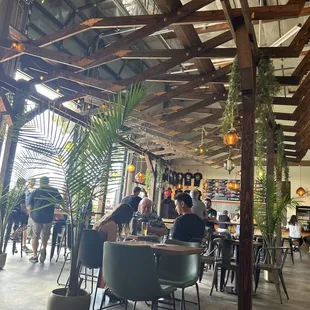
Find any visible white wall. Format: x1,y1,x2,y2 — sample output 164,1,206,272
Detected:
171,159,310,221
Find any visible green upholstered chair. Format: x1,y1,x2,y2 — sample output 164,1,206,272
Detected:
157,239,201,310
102,242,176,310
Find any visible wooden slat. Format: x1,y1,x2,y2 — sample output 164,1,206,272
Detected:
178,112,223,133
292,50,310,77
139,64,231,111
161,96,223,121
273,97,300,106
1,5,306,65
119,30,232,87
0,38,85,68
120,47,300,59
289,17,310,53
152,74,301,86
75,0,215,71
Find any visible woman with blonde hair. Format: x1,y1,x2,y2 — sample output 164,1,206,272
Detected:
93,203,134,242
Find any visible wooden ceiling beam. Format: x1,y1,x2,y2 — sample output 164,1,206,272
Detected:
118,30,232,87
138,64,231,111
178,112,223,133
156,0,226,96
292,50,310,77
119,47,300,60
284,136,297,142
0,38,85,69
1,3,307,65
152,74,301,86
273,97,300,106
75,0,215,71
289,17,310,53
274,112,298,121
160,95,224,122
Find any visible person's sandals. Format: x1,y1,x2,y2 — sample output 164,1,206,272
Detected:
40,249,47,263
22,246,33,254
29,256,38,263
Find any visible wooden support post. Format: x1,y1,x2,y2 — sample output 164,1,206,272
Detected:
266,123,275,244
235,17,256,310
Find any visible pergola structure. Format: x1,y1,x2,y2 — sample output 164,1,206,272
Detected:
0,0,310,309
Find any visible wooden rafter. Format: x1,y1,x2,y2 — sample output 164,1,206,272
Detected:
138,64,231,111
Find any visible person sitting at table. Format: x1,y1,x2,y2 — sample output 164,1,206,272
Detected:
93,203,134,242
93,203,134,301
204,198,217,233
172,193,205,242
217,210,231,234
134,198,167,236
287,215,303,248
231,210,240,238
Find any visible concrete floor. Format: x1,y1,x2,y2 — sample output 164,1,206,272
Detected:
0,242,309,310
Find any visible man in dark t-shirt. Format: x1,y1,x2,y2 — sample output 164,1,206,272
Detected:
121,186,142,212
28,176,63,263
172,193,205,242
204,198,217,232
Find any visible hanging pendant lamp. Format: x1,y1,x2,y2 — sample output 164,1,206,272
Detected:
296,164,306,197
194,127,208,156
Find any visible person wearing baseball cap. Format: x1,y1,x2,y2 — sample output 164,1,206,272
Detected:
27,176,63,263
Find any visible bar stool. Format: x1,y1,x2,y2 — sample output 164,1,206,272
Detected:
281,237,302,264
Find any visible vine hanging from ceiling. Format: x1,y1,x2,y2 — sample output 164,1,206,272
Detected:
221,54,281,174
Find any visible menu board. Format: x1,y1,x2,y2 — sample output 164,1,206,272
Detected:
205,179,241,201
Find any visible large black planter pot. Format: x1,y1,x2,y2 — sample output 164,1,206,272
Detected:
47,288,91,310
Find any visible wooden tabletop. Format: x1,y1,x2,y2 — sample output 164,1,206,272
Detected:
124,234,160,242
120,241,203,256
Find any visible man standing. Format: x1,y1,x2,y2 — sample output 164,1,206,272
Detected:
24,178,36,253
172,193,205,242
122,186,144,212
190,189,206,219
28,176,63,263
204,198,217,233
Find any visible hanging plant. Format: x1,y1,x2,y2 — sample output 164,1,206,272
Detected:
221,54,281,172
256,56,281,173
222,57,240,134
275,125,289,185
145,168,151,190
156,159,166,189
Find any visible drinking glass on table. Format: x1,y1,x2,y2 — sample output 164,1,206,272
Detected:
141,221,149,236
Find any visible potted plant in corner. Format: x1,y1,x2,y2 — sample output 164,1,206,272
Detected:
0,180,26,269
254,175,299,281
14,85,145,310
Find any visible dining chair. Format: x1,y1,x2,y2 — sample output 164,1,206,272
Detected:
157,239,201,310
254,247,289,304
210,238,238,296
199,241,219,282
103,242,177,310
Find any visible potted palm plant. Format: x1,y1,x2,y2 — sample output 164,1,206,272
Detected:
14,85,145,310
254,175,299,281
0,180,26,269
